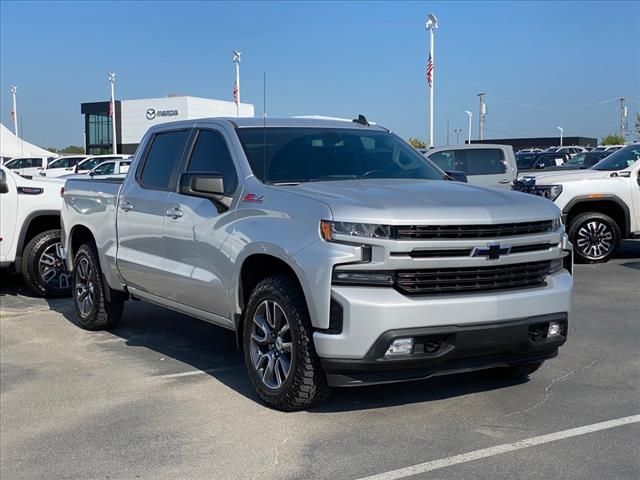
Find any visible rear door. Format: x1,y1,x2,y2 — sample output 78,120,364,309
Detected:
458,148,513,188
161,126,240,318
116,129,193,294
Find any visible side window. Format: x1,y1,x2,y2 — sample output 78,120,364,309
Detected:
140,130,191,190
427,150,456,171
186,130,238,195
32,159,43,168
461,149,506,175
93,162,114,175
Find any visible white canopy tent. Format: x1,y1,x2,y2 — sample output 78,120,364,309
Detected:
0,122,55,160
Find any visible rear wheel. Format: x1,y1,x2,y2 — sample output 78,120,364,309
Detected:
568,212,620,263
72,242,124,330
21,229,71,298
242,275,330,411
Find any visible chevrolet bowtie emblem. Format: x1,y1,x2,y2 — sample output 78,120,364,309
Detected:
471,244,512,260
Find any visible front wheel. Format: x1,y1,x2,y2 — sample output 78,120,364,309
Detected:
242,275,330,411
72,242,124,330
21,229,71,298
568,212,621,263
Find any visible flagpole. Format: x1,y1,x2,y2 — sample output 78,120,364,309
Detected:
108,73,117,154
233,50,241,118
10,86,18,137
426,14,438,148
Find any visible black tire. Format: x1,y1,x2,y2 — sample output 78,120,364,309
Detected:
72,242,124,331
492,361,544,379
20,229,71,298
242,275,330,411
567,212,621,264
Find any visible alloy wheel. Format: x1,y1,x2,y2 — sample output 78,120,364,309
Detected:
576,220,613,260
75,256,95,317
38,242,71,291
249,300,293,390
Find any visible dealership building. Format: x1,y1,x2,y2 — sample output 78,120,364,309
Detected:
81,95,254,155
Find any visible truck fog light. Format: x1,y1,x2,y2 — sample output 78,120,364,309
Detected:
548,322,562,337
385,338,414,357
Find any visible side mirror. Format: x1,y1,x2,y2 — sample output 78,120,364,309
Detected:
89,171,96,177
0,169,8,194
179,172,225,200
445,170,468,183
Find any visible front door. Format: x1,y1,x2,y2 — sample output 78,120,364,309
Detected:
116,129,192,295
161,127,240,318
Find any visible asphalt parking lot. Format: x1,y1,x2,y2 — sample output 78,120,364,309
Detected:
1,241,639,480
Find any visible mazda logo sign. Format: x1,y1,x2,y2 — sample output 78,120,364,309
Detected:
146,108,156,120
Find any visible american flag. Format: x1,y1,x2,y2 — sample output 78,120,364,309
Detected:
233,81,239,105
426,52,433,88
107,100,113,117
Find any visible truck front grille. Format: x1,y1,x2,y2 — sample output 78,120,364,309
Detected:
395,261,551,295
395,221,553,239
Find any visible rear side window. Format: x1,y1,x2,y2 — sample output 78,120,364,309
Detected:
461,149,505,175
186,130,238,195
140,130,191,189
428,150,457,171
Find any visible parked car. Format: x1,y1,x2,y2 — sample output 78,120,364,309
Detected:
423,144,517,188
592,145,625,152
87,158,131,178
0,166,70,297
516,148,543,154
62,117,573,410
516,152,571,172
513,144,640,263
552,150,611,170
74,154,131,174
3,156,56,178
38,155,88,177
555,146,585,158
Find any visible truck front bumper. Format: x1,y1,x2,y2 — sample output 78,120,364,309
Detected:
313,270,572,386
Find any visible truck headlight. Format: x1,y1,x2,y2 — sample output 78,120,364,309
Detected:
320,220,392,241
534,185,563,201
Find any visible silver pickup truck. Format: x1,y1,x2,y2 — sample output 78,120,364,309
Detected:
62,117,573,410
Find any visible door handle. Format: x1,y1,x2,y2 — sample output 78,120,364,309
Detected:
165,206,183,219
120,201,133,212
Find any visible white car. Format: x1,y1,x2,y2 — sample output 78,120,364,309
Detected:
424,144,518,189
3,156,56,178
0,166,70,296
38,155,88,178
555,146,586,158
513,144,640,263
87,158,131,178
592,145,626,152
73,154,131,174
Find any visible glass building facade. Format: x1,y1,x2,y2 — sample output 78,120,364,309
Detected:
81,101,121,155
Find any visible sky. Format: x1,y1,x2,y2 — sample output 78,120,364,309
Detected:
1,0,639,149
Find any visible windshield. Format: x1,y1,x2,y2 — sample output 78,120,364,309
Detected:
516,153,538,169
236,127,444,184
80,158,106,171
4,159,20,168
591,145,640,171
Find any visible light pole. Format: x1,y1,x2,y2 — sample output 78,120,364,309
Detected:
233,50,241,118
10,86,18,137
477,93,486,140
454,128,462,145
425,13,438,147
464,110,473,144
108,73,117,154
557,126,564,147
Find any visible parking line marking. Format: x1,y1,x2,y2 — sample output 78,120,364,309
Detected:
354,414,640,480
157,365,244,379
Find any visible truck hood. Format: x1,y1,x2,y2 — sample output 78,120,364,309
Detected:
520,169,613,185
285,179,560,224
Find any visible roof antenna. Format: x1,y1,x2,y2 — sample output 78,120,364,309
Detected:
352,114,370,126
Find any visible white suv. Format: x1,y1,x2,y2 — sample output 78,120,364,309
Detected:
0,166,70,296
38,155,88,177
3,156,56,178
514,144,640,263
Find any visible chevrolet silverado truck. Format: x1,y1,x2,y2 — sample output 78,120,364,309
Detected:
513,144,640,263
1,165,70,296
62,117,573,410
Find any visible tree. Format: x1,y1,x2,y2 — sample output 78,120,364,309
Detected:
47,145,85,154
600,134,625,145
408,137,427,148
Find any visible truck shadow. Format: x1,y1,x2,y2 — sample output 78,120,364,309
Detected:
45,297,528,412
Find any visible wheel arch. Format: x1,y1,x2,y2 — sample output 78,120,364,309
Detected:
563,196,630,237
15,210,60,273
67,224,97,270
